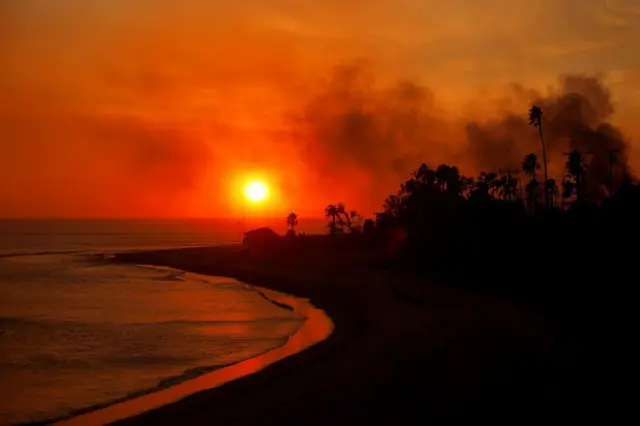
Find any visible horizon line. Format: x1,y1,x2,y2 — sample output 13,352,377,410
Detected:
0,216,329,221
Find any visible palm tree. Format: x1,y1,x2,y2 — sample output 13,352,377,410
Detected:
529,106,549,210
325,204,339,234
286,212,298,230
521,153,540,180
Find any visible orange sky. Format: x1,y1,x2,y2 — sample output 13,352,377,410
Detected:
1,0,639,218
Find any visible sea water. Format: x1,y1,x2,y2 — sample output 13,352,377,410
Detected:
0,219,322,424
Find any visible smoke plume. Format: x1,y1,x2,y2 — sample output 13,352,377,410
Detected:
293,63,633,207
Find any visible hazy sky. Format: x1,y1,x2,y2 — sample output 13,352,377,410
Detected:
1,0,639,217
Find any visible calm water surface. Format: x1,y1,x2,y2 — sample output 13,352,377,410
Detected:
0,219,324,424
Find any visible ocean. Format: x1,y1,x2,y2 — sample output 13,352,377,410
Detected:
0,218,324,425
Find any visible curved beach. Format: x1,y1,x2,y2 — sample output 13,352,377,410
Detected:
79,244,577,425
52,275,333,426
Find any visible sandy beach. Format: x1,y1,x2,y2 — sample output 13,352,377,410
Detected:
59,243,589,425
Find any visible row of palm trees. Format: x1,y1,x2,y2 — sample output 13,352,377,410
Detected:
324,203,363,234
527,105,597,209
381,149,593,219
286,204,364,235
286,105,597,233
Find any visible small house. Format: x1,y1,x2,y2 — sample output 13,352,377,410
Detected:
242,227,281,248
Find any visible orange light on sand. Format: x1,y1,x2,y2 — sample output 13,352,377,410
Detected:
243,180,269,203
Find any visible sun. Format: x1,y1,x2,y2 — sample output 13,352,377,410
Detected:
243,180,269,203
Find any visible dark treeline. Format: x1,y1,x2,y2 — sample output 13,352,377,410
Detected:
283,104,638,338
367,108,639,338
275,102,636,419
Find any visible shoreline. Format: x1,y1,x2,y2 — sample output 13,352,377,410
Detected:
37,244,581,424
49,269,333,426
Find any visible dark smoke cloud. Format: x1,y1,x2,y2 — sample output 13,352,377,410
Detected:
294,62,632,207
466,74,631,194
291,63,460,200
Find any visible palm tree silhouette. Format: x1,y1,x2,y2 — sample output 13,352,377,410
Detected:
286,212,298,230
325,204,339,234
522,153,540,180
529,106,549,210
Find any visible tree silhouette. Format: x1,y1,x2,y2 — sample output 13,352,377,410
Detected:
362,218,375,236
472,172,491,201
529,106,549,210
383,195,402,217
561,177,576,205
522,153,541,214
495,176,507,200
495,174,519,201
522,153,540,180
415,163,436,186
286,212,298,230
565,150,586,203
436,164,449,192
444,165,462,195
347,210,363,232
462,177,476,198
545,179,559,209
325,204,339,234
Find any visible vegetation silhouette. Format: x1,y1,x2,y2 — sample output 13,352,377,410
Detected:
324,203,362,234
528,105,549,210
281,104,635,344
344,105,640,345
286,212,298,238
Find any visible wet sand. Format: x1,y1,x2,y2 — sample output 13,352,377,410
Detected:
83,245,581,424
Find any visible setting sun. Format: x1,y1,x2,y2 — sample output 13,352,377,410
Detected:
243,181,269,203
